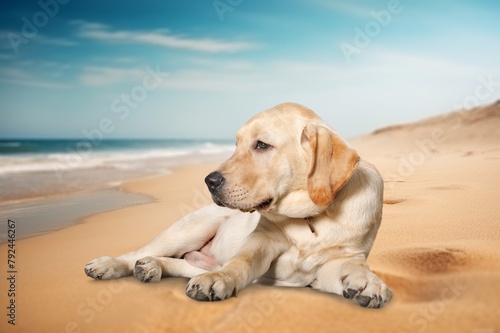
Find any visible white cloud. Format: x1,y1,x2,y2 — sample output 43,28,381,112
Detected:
186,57,255,70
367,49,483,76
36,34,77,46
0,67,69,89
73,21,259,53
151,49,499,137
155,49,498,96
159,70,267,92
79,66,146,86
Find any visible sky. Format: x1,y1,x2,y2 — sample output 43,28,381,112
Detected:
0,0,499,139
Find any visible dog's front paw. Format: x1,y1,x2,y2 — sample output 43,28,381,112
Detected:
134,257,162,283
85,256,129,280
341,270,392,308
185,272,237,302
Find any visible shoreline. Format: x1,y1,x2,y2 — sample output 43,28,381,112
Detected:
0,156,228,242
0,161,220,243
0,187,153,243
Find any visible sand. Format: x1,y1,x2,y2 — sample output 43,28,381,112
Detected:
1,103,499,333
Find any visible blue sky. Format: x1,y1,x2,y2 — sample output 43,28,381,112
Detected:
0,0,499,139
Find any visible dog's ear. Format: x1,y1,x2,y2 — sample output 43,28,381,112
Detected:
302,124,360,206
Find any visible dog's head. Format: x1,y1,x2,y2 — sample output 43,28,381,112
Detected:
205,102,359,219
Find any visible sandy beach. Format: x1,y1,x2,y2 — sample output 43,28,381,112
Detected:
1,103,499,333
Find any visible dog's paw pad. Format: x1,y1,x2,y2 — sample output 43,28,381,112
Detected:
185,273,236,302
85,256,126,280
134,257,162,283
341,272,392,308
343,287,363,300
185,283,211,301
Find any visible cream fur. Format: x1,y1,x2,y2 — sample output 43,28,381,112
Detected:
85,102,392,308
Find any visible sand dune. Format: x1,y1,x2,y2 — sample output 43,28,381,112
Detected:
1,103,499,332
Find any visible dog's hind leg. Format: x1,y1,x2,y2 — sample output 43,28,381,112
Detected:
133,256,214,283
85,205,228,280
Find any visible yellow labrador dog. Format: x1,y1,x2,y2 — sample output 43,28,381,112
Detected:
85,102,392,308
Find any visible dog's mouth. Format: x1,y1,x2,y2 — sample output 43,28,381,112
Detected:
243,198,274,213
212,196,226,208
212,196,273,212
254,198,273,211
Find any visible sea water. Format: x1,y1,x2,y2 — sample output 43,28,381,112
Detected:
0,139,234,240
0,138,234,201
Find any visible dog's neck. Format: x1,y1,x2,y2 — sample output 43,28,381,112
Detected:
259,211,318,234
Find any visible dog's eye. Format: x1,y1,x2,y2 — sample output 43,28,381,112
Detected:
255,140,271,150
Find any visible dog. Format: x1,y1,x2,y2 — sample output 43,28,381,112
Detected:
85,102,392,308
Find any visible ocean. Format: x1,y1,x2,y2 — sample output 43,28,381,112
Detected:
0,138,234,201
0,138,234,241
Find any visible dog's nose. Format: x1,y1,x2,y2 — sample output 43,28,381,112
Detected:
205,171,225,192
